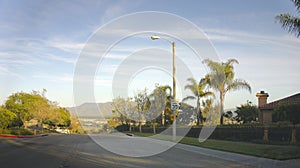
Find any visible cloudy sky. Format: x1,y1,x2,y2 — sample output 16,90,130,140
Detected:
1,0,299,109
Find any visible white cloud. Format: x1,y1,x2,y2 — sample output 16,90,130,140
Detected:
204,28,300,48
47,39,85,54
0,67,19,77
32,74,73,82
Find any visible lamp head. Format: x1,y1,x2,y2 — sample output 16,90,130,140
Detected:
151,35,160,40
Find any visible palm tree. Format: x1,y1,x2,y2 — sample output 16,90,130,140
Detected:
203,59,251,125
150,85,172,126
276,0,300,37
183,77,214,125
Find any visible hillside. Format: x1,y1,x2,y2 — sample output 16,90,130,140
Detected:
67,102,113,118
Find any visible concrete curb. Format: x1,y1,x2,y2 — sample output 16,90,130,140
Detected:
0,134,48,138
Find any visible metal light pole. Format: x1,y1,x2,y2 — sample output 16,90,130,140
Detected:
151,35,177,142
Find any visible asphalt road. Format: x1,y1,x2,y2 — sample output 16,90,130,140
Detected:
0,134,299,168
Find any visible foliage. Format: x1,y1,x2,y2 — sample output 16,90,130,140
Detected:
151,85,172,126
134,89,150,132
110,85,173,133
273,103,300,124
0,128,33,135
179,137,300,160
203,59,251,125
234,101,259,123
69,117,85,134
107,118,122,128
202,99,213,120
2,90,71,129
45,107,71,127
0,107,17,129
147,86,165,133
115,124,130,132
203,103,221,126
176,102,194,125
130,132,300,160
183,77,214,125
147,84,172,132
111,96,136,129
4,92,37,126
276,0,300,37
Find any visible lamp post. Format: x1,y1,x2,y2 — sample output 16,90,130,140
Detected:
151,35,177,142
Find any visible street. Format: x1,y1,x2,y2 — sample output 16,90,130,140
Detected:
0,134,299,168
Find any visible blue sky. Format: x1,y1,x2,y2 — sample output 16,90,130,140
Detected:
0,0,299,109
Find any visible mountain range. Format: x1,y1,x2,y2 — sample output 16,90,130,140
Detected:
67,102,113,118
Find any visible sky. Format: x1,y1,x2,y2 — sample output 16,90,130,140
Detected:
0,0,300,110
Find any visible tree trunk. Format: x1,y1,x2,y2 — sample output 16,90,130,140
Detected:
153,122,156,134
196,96,200,126
138,104,142,133
220,92,225,125
139,124,142,133
162,110,165,126
23,117,27,129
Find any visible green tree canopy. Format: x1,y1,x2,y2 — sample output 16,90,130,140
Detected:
234,101,258,123
3,90,71,128
0,107,17,129
45,107,71,127
4,92,43,127
273,103,300,125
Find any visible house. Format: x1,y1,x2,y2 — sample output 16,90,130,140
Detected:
256,91,300,124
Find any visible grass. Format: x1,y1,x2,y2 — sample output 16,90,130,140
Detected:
0,128,34,136
128,132,300,160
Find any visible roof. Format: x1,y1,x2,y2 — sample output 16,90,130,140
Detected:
260,93,300,110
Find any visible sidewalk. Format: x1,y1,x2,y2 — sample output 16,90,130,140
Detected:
175,143,300,168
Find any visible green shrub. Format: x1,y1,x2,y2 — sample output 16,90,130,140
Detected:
0,128,33,135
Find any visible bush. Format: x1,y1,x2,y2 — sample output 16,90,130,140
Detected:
0,128,33,135
273,104,300,124
115,124,130,132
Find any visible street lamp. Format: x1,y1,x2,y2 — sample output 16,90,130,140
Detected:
151,35,177,142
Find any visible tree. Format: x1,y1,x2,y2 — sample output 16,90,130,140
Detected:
31,92,51,127
4,90,71,129
203,59,251,125
0,107,17,129
134,89,149,133
276,0,300,37
5,92,37,127
5,91,52,128
111,96,136,131
202,98,214,123
148,85,172,127
273,103,300,125
176,102,194,125
183,77,214,125
234,101,258,123
46,107,71,127
69,117,85,134
147,85,169,134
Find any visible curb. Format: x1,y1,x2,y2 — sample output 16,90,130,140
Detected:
0,134,48,138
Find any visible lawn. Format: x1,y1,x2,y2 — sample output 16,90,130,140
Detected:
129,132,300,160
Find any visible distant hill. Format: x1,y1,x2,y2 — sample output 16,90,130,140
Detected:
67,102,113,118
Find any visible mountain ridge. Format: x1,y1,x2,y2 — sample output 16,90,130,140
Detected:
67,102,113,118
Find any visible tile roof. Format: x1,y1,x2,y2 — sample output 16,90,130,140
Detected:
260,93,300,110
